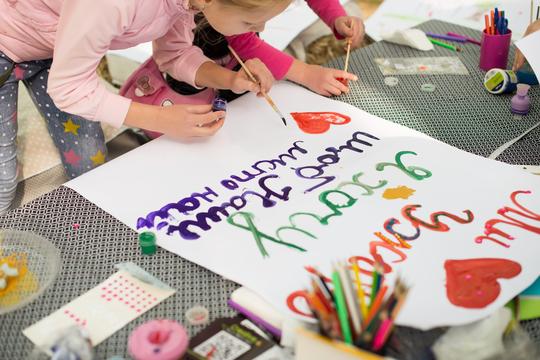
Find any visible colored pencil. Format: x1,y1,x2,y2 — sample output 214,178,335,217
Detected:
494,8,499,34
425,32,467,43
364,285,388,328
371,316,392,351
537,5,539,20
531,0,534,24
484,14,490,34
369,267,379,307
352,261,368,319
490,10,495,35
227,45,287,126
332,269,353,344
338,263,362,336
428,38,461,52
447,32,481,45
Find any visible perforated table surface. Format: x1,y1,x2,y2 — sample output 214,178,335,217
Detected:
328,20,539,165
1,20,539,360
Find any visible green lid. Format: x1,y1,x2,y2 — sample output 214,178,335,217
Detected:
138,232,156,255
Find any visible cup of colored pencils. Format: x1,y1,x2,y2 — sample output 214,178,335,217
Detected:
479,7,512,71
305,261,409,354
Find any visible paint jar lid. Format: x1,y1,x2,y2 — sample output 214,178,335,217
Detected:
138,232,157,255
185,305,209,326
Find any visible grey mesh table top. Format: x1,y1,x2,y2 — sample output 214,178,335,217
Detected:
1,20,540,360
328,20,540,165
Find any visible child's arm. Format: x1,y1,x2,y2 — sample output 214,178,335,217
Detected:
153,21,273,95
226,33,356,97
47,0,252,139
306,0,365,48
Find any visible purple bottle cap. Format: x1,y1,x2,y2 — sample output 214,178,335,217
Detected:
511,84,531,115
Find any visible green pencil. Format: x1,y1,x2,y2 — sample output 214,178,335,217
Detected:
428,37,461,52
332,269,353,344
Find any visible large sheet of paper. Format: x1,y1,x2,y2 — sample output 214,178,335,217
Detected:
515,31,540,77
67,82,540,330
366,0,533,41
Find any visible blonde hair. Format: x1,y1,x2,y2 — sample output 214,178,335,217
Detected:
216,0,290,10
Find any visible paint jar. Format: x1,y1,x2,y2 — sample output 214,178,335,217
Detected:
128,320,188,360
211,97,227,112
138,232,157,255
511,84,531,115
484,69,539,94
479,29,512,71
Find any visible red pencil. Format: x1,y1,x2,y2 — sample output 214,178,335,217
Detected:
484,14,490,34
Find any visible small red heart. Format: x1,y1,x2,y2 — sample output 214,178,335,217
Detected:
290,112,351,134
445,258,521,309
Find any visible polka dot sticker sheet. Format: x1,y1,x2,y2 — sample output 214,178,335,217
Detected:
23,270,175,347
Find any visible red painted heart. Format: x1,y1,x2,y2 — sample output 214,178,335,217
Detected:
290,112,351,134
445,258,521,309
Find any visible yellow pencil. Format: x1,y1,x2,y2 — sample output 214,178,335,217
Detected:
227,45,287,126
352,261,368,320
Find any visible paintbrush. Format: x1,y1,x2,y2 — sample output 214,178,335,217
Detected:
228,45,287,126
344,22,354,73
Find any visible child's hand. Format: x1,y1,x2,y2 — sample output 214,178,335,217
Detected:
231,58,274,96
301,64,358,97
157,104,225,139
334,16,365,48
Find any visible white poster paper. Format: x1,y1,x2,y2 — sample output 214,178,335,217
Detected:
67,82,540,330
515,30,540,77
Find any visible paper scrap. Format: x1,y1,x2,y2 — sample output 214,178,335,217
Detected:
23,268,175,348
374,57,469,76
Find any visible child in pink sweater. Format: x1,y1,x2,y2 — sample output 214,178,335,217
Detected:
0,0,314,212
227,0,365,97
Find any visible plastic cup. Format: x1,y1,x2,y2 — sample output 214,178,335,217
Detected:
479,29,512,71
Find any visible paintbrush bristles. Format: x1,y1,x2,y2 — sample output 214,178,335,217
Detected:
227,45,287,126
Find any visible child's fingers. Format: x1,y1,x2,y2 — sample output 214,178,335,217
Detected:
194,118,225,137
332,69,358,81
325,84,344,96
186,104,213,114
330,78,349,94
190,111,225,126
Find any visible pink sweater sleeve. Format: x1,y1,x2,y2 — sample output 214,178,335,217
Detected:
307,0,347,39
226,33,293,80
48,0,134,128
153,15,212,87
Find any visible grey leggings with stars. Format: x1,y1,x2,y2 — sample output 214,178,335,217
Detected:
0,51,108,213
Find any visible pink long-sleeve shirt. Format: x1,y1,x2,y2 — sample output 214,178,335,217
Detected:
228,0,347,80
0,0,209,128
0,0,346,128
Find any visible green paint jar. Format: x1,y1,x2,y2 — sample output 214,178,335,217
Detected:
138,232,157,255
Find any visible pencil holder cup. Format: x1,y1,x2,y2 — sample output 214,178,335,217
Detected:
479,29,512,71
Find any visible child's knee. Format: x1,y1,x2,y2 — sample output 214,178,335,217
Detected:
62,140,107,179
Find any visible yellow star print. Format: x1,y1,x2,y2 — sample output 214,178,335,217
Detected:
90,150,106,166
63,118,80,136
